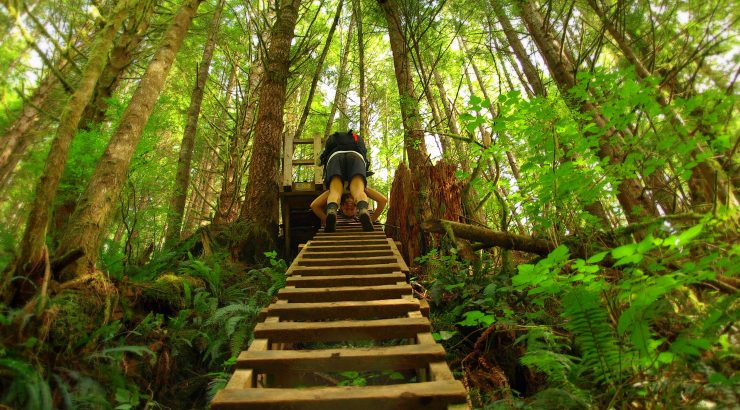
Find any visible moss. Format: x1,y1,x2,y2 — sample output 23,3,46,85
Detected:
48,291,101,351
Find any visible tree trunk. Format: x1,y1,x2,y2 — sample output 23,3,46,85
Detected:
80,0,155,128
378,0,428,169
292,0,343,141
238,0,302,259
0,73,58,189
324,13,355,136
55,0,204,278
518,0,658,223
354,0,370,155
584,0,737,210
491,0,546,97
214,59,262,225
164,0,225,248
13,0,134,300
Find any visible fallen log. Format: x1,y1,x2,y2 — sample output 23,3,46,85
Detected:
422,219,555,256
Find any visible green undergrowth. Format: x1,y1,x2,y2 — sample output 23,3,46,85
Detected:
418,211,738,409
0,249,286,409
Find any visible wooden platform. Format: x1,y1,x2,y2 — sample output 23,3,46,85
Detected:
211,220,467,409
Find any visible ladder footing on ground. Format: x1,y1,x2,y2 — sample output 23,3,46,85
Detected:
212,219,467,409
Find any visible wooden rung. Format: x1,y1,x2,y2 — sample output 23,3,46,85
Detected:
286,272,406,287
419,299,430,317
315,231,387,238
237,344,446,373
294,138,315,144
224,370,254,389
292,159,315,166
296,256,399,267
287,264,401,276
253,317,430,343
277,283,412,302
259,299,421,321
211,380,467,410
309,238,389,245
304,244,391,252
300,250,395,259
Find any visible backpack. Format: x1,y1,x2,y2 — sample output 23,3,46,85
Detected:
318,130,371,174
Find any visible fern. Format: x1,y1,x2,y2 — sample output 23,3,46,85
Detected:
0,358,53,410
520,328,579,385
562,288,628,387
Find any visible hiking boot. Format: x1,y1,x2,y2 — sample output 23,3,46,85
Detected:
325,204,337,232
358,209,374,231
357,201,373,232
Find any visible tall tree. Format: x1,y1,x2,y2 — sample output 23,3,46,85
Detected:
517,0,658,223
238,0,302,258
323,12,355,136
11,0,136,300
164,0,226,248
354,0,370,148
377,0,429,169
55,0,205,278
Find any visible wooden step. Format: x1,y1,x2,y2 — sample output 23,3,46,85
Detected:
237,343,446,373
293,159,315,166
253,317,430,342
277,283,411,302
310,239,388,245
286,272,406,287
287,264,400,276
296,256,399,267
212,380,467,410
304,244,391,252
259,299,421,321
300,250,395,259
315,231,387,238
293,138,315,145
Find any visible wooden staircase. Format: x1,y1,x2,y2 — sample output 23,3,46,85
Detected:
211,219,468,409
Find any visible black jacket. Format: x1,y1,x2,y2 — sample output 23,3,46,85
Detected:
319,130,371,173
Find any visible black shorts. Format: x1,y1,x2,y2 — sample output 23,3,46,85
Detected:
324,152,367,188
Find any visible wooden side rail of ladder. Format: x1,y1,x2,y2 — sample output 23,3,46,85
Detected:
211,219,468,409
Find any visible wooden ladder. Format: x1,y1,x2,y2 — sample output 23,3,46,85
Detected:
282,131,323,192
211,219,468,409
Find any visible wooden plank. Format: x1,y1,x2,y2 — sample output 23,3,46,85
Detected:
253,317,430,343
294,138,314,144
293,159,315,166
286,272,406,287
283,130,295,186
309,238,389,245
303,244,391,252
313,133,322,185
315,231,387,238
260,299,421,321
224,370,253,390
419,298,430,317
296,256,399,267
211,380,466,410
277,283,412,302
287,263,401,276
300,250,395,259
237,344,446,373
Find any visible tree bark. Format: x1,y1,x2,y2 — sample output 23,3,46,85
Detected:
55,0,204,278
164,0,225,248
422,218,555,256
13,0,134,298
238,0,302,259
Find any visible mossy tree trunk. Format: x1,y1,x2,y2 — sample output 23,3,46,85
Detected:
55,0,204,279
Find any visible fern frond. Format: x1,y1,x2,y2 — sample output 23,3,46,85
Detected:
562,288,628,386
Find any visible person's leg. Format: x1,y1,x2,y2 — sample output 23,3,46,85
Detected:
325,176,343,232
350,175,373,231
348,176,368,203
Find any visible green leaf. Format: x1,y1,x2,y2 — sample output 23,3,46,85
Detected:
587,251,609,263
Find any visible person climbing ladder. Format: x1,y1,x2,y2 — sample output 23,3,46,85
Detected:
314,130,386,232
